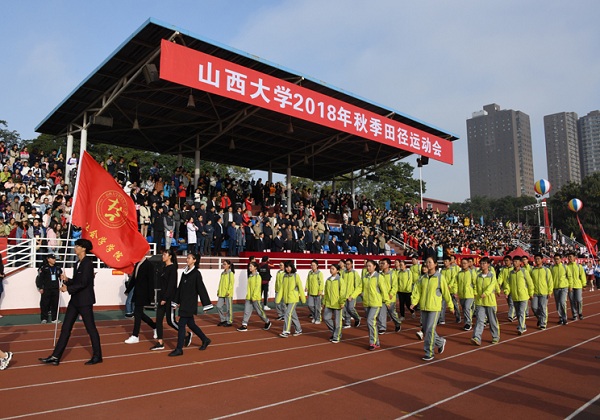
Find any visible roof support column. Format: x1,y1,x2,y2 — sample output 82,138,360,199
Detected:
79,126,87,166
268,162,272,184
177,144,183,167
351,174,356,210
65,132,74,185
286,155,292,215
194,136,200,189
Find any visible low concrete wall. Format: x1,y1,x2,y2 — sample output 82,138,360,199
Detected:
0,267,313,314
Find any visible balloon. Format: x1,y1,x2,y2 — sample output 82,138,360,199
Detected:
568,198,583,212
534,179,551,195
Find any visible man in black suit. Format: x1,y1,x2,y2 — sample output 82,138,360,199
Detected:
39,239,102,366
329,236,339,254
272,230,285,252
213,216,224,256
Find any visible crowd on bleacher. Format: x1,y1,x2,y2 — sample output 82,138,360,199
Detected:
0,143,590,261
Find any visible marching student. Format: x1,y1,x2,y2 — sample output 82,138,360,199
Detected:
275,260,306,338
150,248,180,351
411,256,454,361
551,254,569,325
305,259,324,324
440,256,459,324
394,259,414,320
274,262,286,321
503,257,534,336
530,253,553,330
498,256,516,321
566,251,586,320
377,258,402,334
237,261,272,332
350,259,389,351
470,257,500,346
124,257,158,345
169,253,213,356
323,263,348,343
342,259,361,328
455,258,476,331
216,259,235,327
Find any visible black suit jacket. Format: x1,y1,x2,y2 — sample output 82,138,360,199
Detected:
66,256,96,307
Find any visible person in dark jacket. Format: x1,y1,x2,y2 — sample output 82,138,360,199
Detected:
36,254,63,323
39,239,102,366
169,253,213,356
150,248,180,351
124,257,157,344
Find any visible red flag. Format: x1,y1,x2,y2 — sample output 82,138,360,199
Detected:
575,214,597,258
71,151,149,274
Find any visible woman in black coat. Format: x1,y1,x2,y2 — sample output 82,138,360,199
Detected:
169,253,213,356
150,248,180,351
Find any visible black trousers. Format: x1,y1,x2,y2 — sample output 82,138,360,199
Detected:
397,292,414,318
40,288,60,321
132,304,156,337
261,283,269,306
155,301,178,340
176,316,208,350
53,302,102,360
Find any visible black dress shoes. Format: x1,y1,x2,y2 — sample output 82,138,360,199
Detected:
168,348,183,357
84,357,103,365
39,356,60,366
199,338,212,351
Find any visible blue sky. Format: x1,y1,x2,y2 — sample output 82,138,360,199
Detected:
2,1,599,202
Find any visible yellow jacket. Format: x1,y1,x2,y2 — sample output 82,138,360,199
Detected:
323,274,349,309
474,272,498,307
566,262,586,289
380,270,397,297
410,263,422,280
275,273,306,304
341,269,361,296
275,270,285,294
245,273,262,301
503,268,534,301
531,266,554,296
306,270,324,296
395,269,413,293
551,264,569,289
351,272,389,307
456,269,476,299
411,271,454,312
217,270,234,297
441,267,457,294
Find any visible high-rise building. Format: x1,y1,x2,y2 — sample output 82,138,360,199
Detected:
544,112,581,193
578,110,600,178
466,103,535,199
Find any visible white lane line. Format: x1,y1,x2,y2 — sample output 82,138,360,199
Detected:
565,392,600,420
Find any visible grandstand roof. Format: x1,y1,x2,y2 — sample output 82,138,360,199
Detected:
36,18,458,181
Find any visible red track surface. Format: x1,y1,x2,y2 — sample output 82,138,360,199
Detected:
1,291,599,419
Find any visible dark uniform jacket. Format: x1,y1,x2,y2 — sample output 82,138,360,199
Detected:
174,267,211,317
66,257,96,308
36,263,63,290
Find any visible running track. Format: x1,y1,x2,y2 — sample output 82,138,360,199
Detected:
1,291,599,419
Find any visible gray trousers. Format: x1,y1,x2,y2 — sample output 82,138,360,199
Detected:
307,295,322,322
241,300,268,326
531,295,549,328
365,306,381,346
513,300,528,332
460,298,474,326
554,288,568,323
275,292,286,318
323,307,342,341
568,289,583,317
377,302,401,331
473,306,499,342
217,296,233,324
282,302,302,334
422,310,444,358
506,295,515,319
343,298,360,327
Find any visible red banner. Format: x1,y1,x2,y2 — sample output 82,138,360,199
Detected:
159,40,453,164
576,214,597,258
72,151,150,274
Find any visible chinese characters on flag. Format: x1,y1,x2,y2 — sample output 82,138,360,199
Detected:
72,151,150,274
159,40,453,164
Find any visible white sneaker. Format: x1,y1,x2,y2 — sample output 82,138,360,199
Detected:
416,331,424,341
124,335,139,344
314,321,321,325
153,329,158,339
263,306,271,310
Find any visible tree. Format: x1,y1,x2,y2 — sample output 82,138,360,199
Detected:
0,120,22,145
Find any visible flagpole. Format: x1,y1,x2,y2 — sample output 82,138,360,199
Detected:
53,157,84,346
